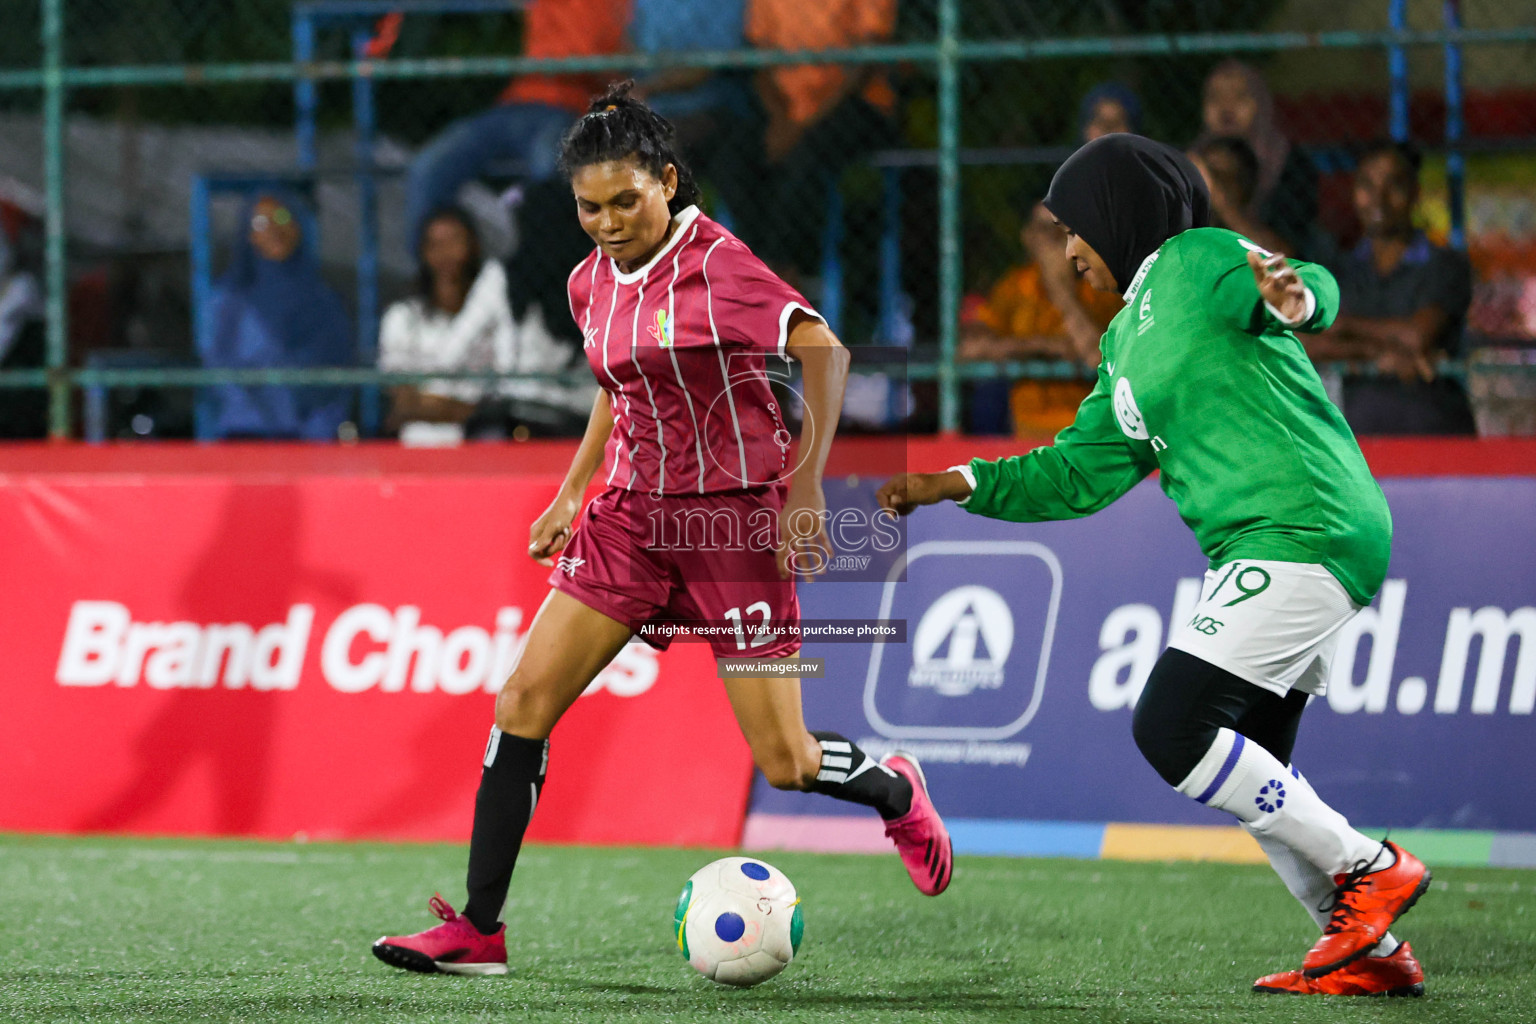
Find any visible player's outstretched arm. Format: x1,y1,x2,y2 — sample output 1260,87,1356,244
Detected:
876,471,974,516
878,366,1154,523
779,315,850,579
529,390,614,565
930,365,1156,524
1218,247,1339,334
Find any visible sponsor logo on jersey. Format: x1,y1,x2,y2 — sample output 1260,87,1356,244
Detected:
1112,376,1151,441
1137,287,1156,335
1112,376,1168,451
1122,250,1159,305
557,555,586,577
583,326,599,348
907,585,1014,696
647,309,674,348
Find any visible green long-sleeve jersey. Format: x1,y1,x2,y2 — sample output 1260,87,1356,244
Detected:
961,227,1392,605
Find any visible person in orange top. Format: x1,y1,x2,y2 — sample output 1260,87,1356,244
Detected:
405,0,631,249
959,82,1140,436
742,0,899,278
960,204,1124,435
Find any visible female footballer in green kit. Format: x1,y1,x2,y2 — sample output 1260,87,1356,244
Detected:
878,133,1431,997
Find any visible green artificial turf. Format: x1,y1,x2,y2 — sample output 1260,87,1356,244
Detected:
2,834,1533,1022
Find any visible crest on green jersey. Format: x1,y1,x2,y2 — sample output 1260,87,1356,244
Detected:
1113,376,1150,441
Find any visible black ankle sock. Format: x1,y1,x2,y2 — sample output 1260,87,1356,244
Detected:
463,727,548,935
804,731,913,820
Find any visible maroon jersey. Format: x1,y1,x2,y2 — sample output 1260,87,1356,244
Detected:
567,206,820,495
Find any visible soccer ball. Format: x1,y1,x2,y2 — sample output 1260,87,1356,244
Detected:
673,856,803,987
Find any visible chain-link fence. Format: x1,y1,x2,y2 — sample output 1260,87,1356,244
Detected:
1,0,1533,440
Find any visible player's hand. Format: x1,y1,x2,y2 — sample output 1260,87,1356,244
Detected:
876,471,972,517
777,478,831,581
528,490,581,566
1248,250,1309,326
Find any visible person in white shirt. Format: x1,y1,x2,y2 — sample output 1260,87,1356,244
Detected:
380,207,515,441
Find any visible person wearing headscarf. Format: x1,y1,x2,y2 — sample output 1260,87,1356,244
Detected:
1077,81,1143,140
1194,59,1319,255
964,82,1144,435
878,134,1430,1000
1029,80,1147,362
198,191,353,439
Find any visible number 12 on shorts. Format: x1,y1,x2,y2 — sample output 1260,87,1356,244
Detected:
723,602,774,650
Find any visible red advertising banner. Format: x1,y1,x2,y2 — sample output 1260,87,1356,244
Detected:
2,437,1531,846
0,454,754,846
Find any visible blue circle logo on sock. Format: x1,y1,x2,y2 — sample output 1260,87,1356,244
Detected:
1254,779,1287,814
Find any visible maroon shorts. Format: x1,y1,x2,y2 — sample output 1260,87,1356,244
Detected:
548,485,800,659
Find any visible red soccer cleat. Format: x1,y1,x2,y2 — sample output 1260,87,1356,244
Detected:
1304,842,1431,978
1255,940,1424,997
880,751,953,896
372,894,508,976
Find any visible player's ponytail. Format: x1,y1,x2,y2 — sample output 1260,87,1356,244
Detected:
557,80,703,217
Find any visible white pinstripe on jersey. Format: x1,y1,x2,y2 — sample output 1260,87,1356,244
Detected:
701,237,749,487
597,268,636,488
665,225,708,493
628,272,668,495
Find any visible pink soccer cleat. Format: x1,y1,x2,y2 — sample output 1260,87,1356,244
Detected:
880,751,954,896
372,894,508,976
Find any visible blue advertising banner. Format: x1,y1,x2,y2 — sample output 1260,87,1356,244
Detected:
754,477,1536,833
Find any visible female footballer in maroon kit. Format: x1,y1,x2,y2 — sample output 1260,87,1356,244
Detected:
374,83,952,976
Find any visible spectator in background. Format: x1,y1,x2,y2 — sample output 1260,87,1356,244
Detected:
500,172,604,438
959,204,1123,435
1194,59,1317,255
380,207,513,443
0,221,45,437
198,192,352,440
628,0,759,206
404,0,629,249
1077,81,1141,143
744,0,898,283
1027,81,1143,362
959,82,1138,434
1308,140,1476,435
1189,136,1289,255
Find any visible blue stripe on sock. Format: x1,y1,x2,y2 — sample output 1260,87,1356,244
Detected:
1194,734,1245,805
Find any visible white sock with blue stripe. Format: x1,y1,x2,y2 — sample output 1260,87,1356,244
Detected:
1176,728,1382,876
1242,766,1399,959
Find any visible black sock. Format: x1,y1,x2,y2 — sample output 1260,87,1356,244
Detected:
805,731,912,820
463,727,548,935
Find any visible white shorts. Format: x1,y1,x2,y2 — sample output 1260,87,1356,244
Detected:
1166,559,1361,698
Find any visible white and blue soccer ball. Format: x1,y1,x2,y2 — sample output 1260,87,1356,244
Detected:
673,856,803,987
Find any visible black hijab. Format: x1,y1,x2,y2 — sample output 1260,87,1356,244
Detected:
1042,133,1211,294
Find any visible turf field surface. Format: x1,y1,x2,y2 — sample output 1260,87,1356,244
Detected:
3,834,1533,1023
